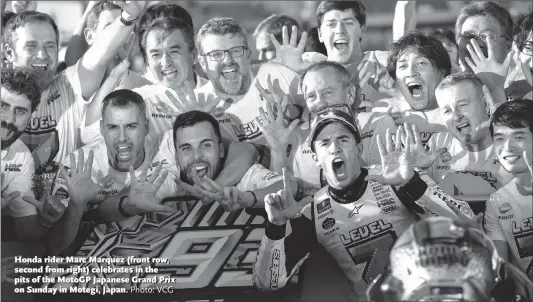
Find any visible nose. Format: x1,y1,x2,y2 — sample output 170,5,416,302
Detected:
334,21,346,34
222,51,235,63
406,63,419,77
161,53,172,68
193,149,204,161
327,140,341,155
258,50,265,61
502,138,514,151
35,45,49,60
452,109,463,122
118,126,127,142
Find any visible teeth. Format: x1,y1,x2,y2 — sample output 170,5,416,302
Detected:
334,39,347,44
456,123,470,132
333,158,343,163
162,70,177,76
195,165,207,171
222,68,237,73
503,155,520,162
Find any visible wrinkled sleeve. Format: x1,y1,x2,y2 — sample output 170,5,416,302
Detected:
483,193,506,241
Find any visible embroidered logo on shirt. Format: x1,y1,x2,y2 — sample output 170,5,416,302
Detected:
317,199,331,214
46,90,60,104
348,203,364,218
4,163,22,172
498,202,512,214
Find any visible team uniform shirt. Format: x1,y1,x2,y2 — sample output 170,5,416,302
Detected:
253,167,475,300
20,62,89,200
291,112,396,189
51,138,179,208
195,62,305,146
78,72,208,147
1,139,37,217
115,69,152,90
484,179,533,280
372,96,447,145
426,132,514,199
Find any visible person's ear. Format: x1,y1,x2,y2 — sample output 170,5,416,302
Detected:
145,117,150,136
84,28,94,46
318,27,324,43
5,44,14,62
198,54,207,73
192,47,198,65
312,153,321,167
99,119,104,136
219,142,225,158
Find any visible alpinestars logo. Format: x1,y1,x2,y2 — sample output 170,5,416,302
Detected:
348,203,364,218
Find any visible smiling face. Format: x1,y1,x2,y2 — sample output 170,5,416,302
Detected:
396,49,445,111
6,22,58,90
302,67,355,112
100,105,149,172
318,9,364,65
493,125,532,175
312,122,361,190
174,121,224,184
1,88,32,150
145,28,196,88
436,81,489,145
198,34,252,96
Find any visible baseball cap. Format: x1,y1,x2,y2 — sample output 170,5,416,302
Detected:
309,104,361,152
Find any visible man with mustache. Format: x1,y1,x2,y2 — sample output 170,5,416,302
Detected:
50,89,180,255
426,72,514,212
3,1,144,201
253,108,474,301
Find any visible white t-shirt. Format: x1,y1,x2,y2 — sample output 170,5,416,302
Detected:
426,132,514,198
51,138,179,206
195,62,305,146
20,62,88,200
1,139,37,217
292,112,396,189
373,96,447,145
484,179,533,278
116,69,152,90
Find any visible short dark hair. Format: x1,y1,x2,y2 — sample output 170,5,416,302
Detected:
86,1,121,31
3,11,60,48
316,1,366,28
2,11,15,29
140,2,193,36
196,17,248,54
1,67,41,112
490,98,533,137
139,17,195,61
455,2,513,42
101,89,146,118
430,28,457,47
387,32,452,80
172,110,222,152
300,60,352,92
514,12,533,52
305,26,328,55
253,14,300,43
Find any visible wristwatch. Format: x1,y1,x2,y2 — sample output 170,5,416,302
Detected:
120,10,137,26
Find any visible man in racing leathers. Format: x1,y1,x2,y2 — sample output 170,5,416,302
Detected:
252,106,475,300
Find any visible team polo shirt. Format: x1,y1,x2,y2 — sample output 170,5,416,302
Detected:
1,139,37,217
484,179,533,279
20,61,89,200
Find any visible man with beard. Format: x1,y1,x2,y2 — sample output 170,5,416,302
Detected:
253,108,474,301
1,68,61,243
454,1,524,100
50,89,180,255
171,110,309,213
3,2,144,200
427,72,514,212
484,99,533,280
513,12,533,99
372,33,452,146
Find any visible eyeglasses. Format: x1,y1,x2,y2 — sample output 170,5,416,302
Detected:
200,46,247,61
459,32,508,42
520,42,533,56
308,104,354,130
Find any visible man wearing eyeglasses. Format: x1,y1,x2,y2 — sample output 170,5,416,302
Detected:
253,108,474,301
513,12,533,99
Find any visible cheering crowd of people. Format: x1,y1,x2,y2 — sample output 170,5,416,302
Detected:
1,0,532,301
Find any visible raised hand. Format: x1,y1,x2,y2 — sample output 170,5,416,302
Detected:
11,1,37,13
270,25,310,73
466,85,497,143
366,126,414,186
465,38,514,89
58,149,107,205
1,256,27,284
22,182,66,229
256,92,299,153
164,89,221,116
185,177,247,212
264,168,308,226
112,1,143,21
125,162,174,215
523,149,532,194
402,123,447,169
256,75,301,121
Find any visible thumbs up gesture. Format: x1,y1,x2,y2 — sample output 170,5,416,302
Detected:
264,168,309,226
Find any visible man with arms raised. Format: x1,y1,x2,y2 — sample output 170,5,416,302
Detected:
253,107,474,300
484,99,533,280
426,72,514,212
50,90,179,255
3,2,144,199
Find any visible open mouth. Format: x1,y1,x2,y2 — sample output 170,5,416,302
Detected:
333,39,349,51
502,154,521,163
331,157,347,180
191,164,208,178
31,63,49,71
116,146,132,161
220,66,239,80
456,122,470,134
407,82,423,98
161,70,178,77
